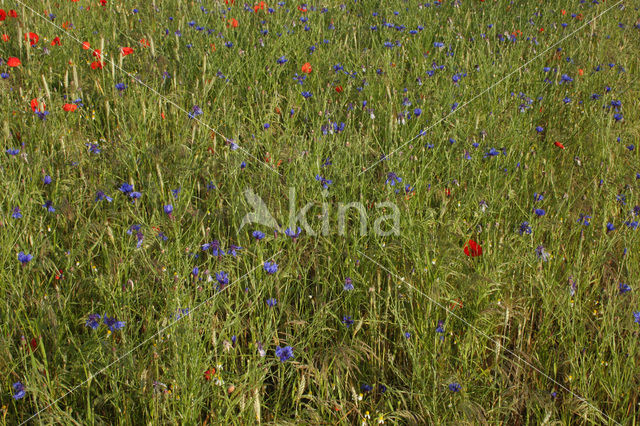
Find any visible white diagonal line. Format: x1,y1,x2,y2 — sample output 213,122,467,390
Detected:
358,0,625,176
19,251,282,425
358,250,620,425
15,0,282,177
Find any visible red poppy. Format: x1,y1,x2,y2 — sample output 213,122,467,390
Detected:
24,32,39,46
253,1,266,12
0,9,6,21
578,69,584,76
335,85,343,93
99,0,107,6
140,38,150,47
31,98,45,112
82,41,91,50
301,62,312,74
63,103,78,112
463,239,483,257
204,368,216,380
225,0,234,4
51,37,61,46
1,34,9,42
90,61,104,70
30,337,38,352
121,47,134,56
92,49,102,59
298,5,307,12
228,18,238,28
554,141,565,149
7,57,20,67
8,10,17,18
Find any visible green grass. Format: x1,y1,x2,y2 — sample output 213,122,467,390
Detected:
1,0,639,424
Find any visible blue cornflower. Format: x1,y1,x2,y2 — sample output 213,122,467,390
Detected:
175,308,190,320
577,214,591,226
163,204,173,215
119,183,134,193
414,108,422,116
115,83,126,91
344,277,354,291
266,298,277,307
6,148,20,155
192,266,199,276
95,191,113,202
12,207,22,219
103,315,125,332
633,311,640,324
518,222,532,235
171,188,181,199
264,261,278,274
534,209,545,217
361,384,373,392
1,72,9,79
619,283,631,294
606,222,615,232
35,110,49,120
43,175,52,184
188,105,203,119
435,320,445,340
12,382,26,400
86,143,101,154
301,91,313,98
216,271,229,287
342,316,354,327
127,224,141,235
560,74,573,83
315,175,333,189
448,383,461,392
252,230,265,240
404,332,411,339
536,126,544,133
43,201,55,212
277,56,288,64
85,313,101,329
227,245,242,257
385,172,402,186
534,193,544,202
275,345,294,362
284,227,302,238
484,148,500,158
18,252,33,264
535,245,550,261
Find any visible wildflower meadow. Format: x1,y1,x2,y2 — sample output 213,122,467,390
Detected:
1,0,639,424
